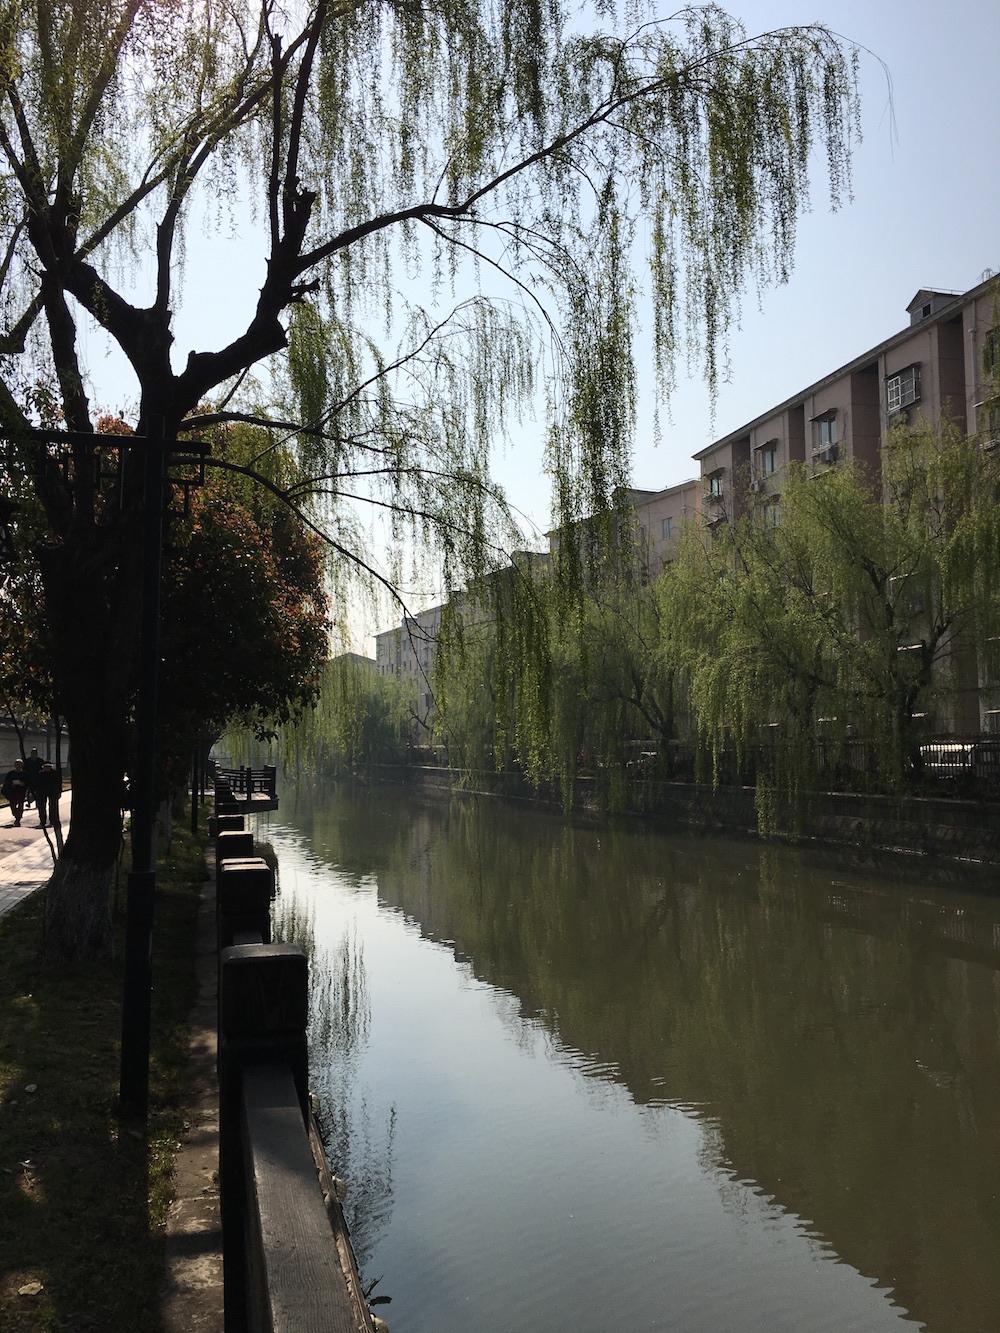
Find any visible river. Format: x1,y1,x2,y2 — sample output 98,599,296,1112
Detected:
260,781,1000,1332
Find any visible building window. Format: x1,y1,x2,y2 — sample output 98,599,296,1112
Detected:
763,500,780,528
886,364,921,416
980,400,1000,450
662,516,673,541
816,414,836,448
707,470,724,498
762,442,777,474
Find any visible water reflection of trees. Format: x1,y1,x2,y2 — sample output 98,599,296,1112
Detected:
272,880,395,1271
291,782,1000,1333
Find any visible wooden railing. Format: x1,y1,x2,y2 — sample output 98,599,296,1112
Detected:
214,808,377,1333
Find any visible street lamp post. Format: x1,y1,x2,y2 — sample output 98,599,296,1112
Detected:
119,416,167,1118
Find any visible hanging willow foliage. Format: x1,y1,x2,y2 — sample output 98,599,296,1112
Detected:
0,0,862,953
658,417,1000,831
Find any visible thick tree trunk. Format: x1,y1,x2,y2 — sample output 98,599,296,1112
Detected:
44,857,115,959
42,701,131,959
38,532,139,961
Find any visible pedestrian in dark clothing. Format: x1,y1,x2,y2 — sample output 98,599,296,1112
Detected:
23,748,43,809
34,763,61,828
2,760,28,826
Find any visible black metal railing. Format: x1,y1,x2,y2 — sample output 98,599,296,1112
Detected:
213,764,277,798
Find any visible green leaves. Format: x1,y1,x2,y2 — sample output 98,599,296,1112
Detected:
660,422,1000,815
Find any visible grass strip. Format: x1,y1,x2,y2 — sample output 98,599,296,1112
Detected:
0,824,207,1332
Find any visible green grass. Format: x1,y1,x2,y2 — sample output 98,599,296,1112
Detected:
0,823,207,1332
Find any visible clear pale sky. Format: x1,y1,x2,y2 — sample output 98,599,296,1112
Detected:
486,0,999,536
644,1,998,487
77,0,999,635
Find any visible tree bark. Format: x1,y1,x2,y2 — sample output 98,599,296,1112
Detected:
38,527,139,961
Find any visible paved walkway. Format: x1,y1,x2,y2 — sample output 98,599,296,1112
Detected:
0,798,67,919
162,862,224,1332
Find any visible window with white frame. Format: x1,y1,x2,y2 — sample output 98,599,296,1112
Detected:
661,516,674,541
886,364,921,416
762,442,778,474
816,414,836,448
708,470,724,497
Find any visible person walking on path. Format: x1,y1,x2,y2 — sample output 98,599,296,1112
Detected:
23,748,43,809
2,760,29,826
33,762,61,829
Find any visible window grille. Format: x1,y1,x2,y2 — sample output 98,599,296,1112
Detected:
886,364,920,415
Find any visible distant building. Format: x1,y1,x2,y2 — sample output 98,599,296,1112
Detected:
545,479,700,585
374,604,442,718
374,553,551,704
629,479,701,579
335,651,378,673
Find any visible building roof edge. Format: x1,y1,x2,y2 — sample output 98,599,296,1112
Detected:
692,275,997,460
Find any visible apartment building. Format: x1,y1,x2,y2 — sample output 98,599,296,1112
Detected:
544,478,700,583
694,278,996,527
631,479,701,578
375,603,443,715
374,553,549,724
692,277,998,730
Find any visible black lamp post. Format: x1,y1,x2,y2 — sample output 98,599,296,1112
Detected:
0,496,18,565
119,416,166,1117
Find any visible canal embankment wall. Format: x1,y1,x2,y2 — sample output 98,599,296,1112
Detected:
208,782,377,1333
371,765,1000,867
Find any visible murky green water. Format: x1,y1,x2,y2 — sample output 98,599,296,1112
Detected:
263,783,1000,1332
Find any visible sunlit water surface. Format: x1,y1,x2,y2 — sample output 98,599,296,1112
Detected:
259,784,1000,1333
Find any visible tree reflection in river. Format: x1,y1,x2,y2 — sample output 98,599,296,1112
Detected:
273,882,396,1270
276,781,1000,1332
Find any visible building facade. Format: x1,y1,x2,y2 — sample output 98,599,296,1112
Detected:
691,277,998,731
694,279,996,527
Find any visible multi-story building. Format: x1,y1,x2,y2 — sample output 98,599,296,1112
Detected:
544,478,700,583
375,603,443,717
630,479,701,578
692,277,998,730
693,278,996,529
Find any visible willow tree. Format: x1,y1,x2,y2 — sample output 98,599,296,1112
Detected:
0,0,861,957
661,422,1000,826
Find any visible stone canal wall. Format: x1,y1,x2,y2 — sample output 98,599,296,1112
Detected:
374,764,1000,867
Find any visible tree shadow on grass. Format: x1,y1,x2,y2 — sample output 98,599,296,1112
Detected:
0,847,202,1333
